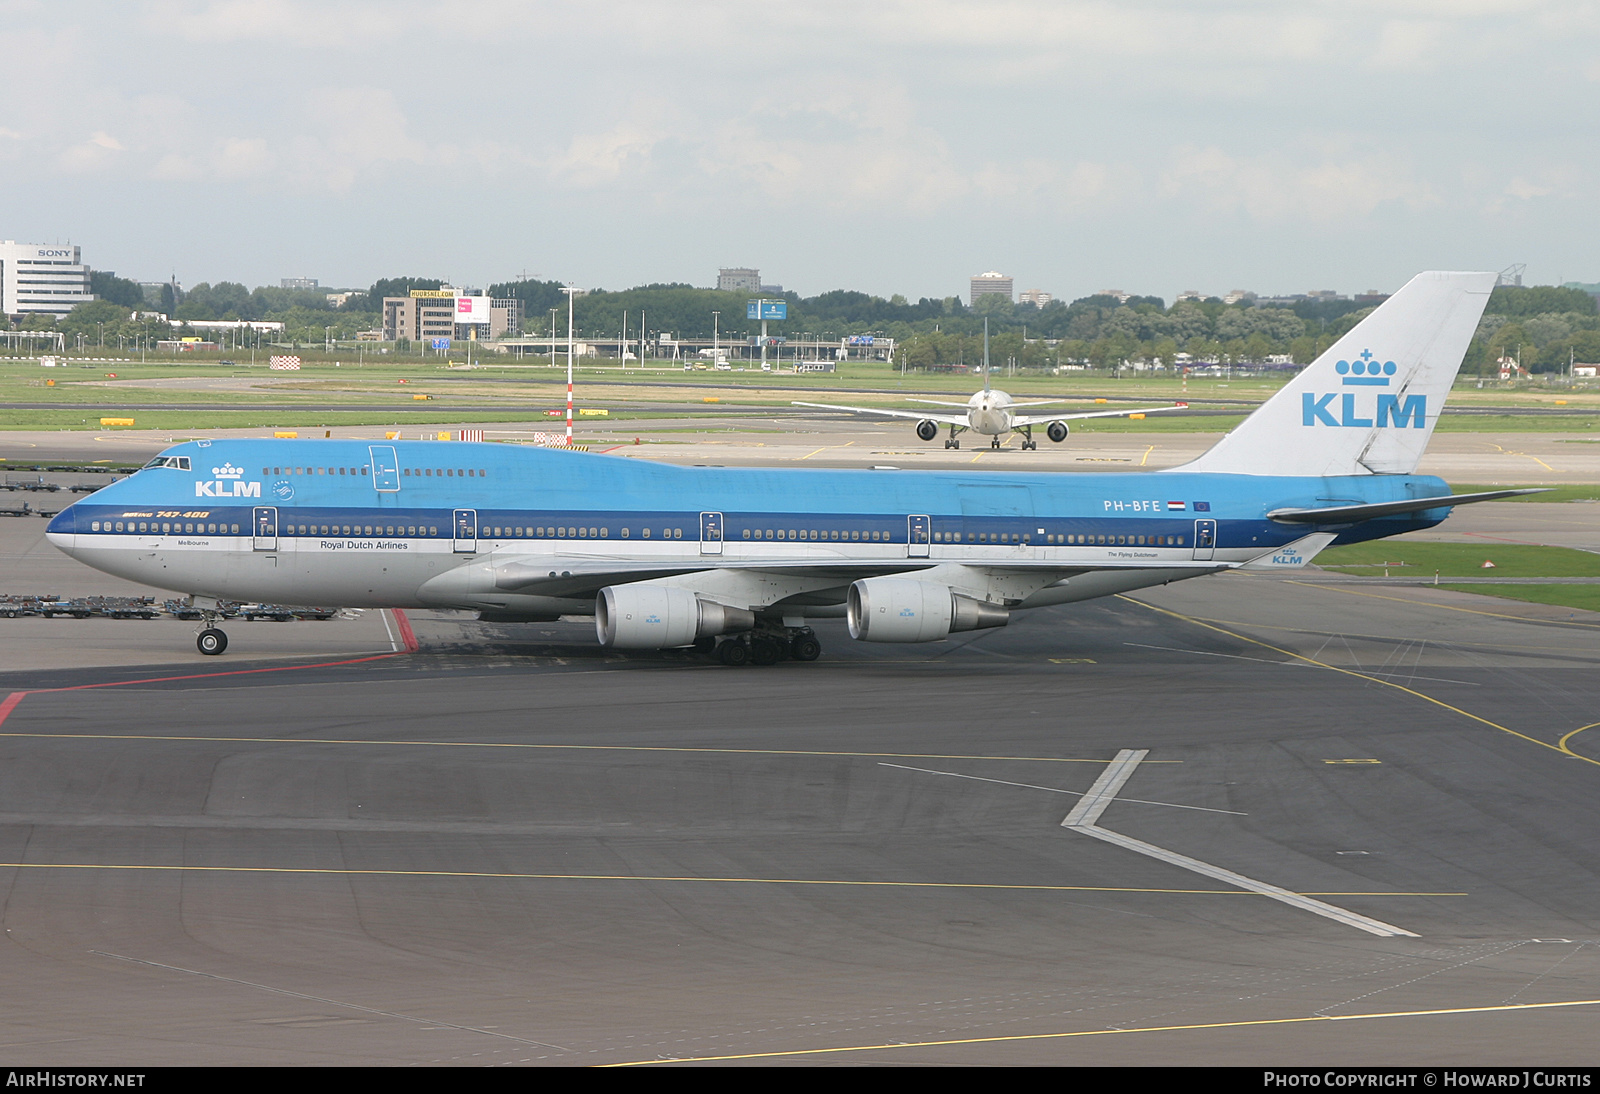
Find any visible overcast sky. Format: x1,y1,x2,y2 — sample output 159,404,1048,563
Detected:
4,1,1597,302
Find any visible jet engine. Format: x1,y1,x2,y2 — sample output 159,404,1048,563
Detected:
915,419,939,442
597,584,755,649
1046,421,1069,443
846,577,1009,643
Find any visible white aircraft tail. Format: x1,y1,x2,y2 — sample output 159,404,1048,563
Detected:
1173,271,1496,477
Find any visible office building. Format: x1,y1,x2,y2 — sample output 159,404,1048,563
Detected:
969,271,1013,304
718,268,761,294
1,241,94,318
382,289,522,341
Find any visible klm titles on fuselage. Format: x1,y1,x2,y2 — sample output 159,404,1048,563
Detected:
1303,350,1426,429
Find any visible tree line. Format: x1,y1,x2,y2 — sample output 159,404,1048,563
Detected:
16,271,1599,374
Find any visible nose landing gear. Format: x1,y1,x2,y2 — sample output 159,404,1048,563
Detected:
188,596,228,655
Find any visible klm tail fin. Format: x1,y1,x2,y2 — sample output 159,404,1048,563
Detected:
1173,271,1495,477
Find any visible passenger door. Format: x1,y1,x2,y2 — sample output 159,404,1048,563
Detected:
907,514,930,558
1192,518,1217,561
453,508,477,553
700,511,724,555
252,506,278,551
368,445,401,492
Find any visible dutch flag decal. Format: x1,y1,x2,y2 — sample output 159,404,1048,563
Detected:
1166,501,1186,511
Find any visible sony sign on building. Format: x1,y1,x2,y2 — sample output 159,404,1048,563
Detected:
1,241,95,318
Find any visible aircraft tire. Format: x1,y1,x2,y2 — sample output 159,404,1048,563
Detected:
717,640,751,667
749,638,784,666
789,635,822,662
197,628,228,656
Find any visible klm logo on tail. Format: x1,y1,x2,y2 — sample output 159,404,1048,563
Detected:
1303,349,1425,429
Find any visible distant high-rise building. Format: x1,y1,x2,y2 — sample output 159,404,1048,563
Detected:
1175,290,1205,302
969,271,1013,304
718,268,760,293
1018,288,1052,307
281,277,319,290
0,240,94,318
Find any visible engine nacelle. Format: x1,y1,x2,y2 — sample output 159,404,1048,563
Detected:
846,577,1009,643
915,419,939,441
1046,420,1069,443
596,584,756,649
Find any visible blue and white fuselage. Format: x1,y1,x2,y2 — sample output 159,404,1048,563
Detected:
44,272,1508,658
46,439,1451,608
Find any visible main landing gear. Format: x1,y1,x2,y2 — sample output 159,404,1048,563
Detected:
944,424,965,449
197,628,228,656
714,626,822,667
1017,425,1037,450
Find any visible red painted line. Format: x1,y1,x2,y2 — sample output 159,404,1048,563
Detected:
391,609,420,653
0,692,26,731
1464,531,1555,547
33,653,407,695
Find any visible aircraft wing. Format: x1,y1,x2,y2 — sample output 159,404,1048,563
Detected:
1009,403,1189,428
456,555,1236,600
791,401,968,426
905,398,978,408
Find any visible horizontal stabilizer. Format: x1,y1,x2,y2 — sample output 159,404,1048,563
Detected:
1240,532,1338,569
1266,488,1547,525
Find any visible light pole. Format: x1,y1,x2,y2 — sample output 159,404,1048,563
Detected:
712,310,720,364
562,286,579,446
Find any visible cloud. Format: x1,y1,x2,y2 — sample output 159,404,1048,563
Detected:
215,137,272,178
551,117,668,188
58,130,127,172
1161,145,1437,221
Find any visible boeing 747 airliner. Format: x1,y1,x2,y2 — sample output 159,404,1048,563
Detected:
46,272,1527,664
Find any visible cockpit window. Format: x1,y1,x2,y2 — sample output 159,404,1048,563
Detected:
143,456,192,470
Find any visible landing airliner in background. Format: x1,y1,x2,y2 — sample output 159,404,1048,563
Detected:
794,322,1185,448
47,272,1530,665
793,383,1188,449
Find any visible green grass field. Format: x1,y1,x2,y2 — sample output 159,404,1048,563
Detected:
1448,484,1600,503
1316,542,1600,578
1438,584,1600,613
1,358,1597,436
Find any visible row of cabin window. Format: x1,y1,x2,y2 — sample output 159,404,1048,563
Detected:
265,467,491,478
283,524,440,537
93,520,241,534
473,526,683,539
743,528,893,542
931,532,1187,546
735,529,1189,546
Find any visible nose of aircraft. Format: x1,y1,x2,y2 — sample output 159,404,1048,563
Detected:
46,503,79,555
